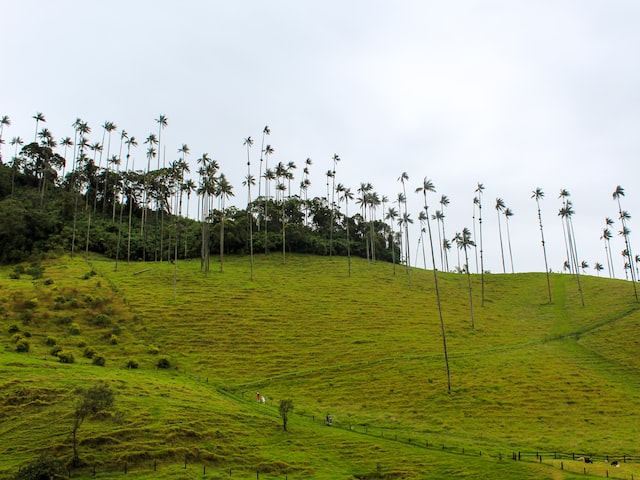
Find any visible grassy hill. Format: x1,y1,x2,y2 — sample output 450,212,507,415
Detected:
1,253,639,479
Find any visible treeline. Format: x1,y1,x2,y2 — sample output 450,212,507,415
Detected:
0,150,398,265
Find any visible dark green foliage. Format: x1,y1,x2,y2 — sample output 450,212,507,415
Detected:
82,346,96,359
126,359,139,369
92,355,105,366
14,454,67,480
8,324,20,334
15,338,30,352
68,323,80,335
156,356,171,369
49,345,62,356
91,313,111,327
279,399,294,432
57,351,74,363
44,336,56,346
26,263,44,279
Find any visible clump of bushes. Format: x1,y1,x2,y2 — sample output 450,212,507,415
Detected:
92,313,111,327
44,336,57,346
81,269,96,280
109,334,118,345
69,323,81,335
8,324,20,334
14,454,66,480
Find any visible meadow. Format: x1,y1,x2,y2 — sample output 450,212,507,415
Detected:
1,253,639,479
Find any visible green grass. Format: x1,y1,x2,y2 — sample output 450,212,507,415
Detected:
1,253,639,479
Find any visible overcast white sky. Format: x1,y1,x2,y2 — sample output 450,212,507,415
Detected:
2,1,639,275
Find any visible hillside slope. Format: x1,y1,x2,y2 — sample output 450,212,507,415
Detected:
1,253,639,479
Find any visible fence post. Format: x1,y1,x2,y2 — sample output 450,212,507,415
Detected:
184,457,187,469
203,464,206,475
561,462,563,470
154,460,157,471
124,462,127,474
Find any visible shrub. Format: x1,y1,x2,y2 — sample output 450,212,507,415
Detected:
83,347,97,359
109,334,118,345
50,345,62,356
57,315,73,325
126,359,139,369
14,454,66,480
148,345,160,355
8,324,20,334
77,340,87,348
57,351,75,364
9,271,20,280
92,356,105,366
15,339,30,353
11,333,23,343
81,270,96,280
26,263,44,279
44,336,57,346
21,309,33,323
92,313,111,327
156,357,171,369
69,323,81,335
43,278,54,286
23,331,31,338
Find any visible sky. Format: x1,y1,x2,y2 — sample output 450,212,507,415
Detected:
2,1,640,276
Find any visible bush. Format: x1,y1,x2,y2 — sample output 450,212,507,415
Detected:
126,359,139,369
83,347,97,359
109,334,118,345
44,336,57,346
50,345,63,356
11,333,23,343
15,339,30,353
81,270,96,280
92,313,111,327
26,263,44,279
14,454,67,480
148,345,160,355
9,271,20,280
156,357,171,369
43,278,54,285
69,323,81,335
57,351,74,364
8,324,20,334
92,356,105,366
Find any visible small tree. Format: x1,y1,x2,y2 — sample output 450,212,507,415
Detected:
71,382,114,466
279,399,293,432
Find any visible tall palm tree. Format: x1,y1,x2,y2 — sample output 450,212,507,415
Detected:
456,227,476,328
418,210,429,269
558,189,574,273
9,136,23,196
32,112,46,141
142,133,158,260
495,197,507,273
357,182,373,262
558,199,585,306
594,262,604,277
329,154,340,257
398,172,411,276
337,184,354,275
385,206,399,276
216,173,234,272
504,207,515,273
474,183,485,305
101,121,117,214
60,136,73,178
613,186,638,301
432,209,444,270
416,177,451,393
257,125,270,205
439,194,450,271
243,136,255,279
532,188,552,303
0,115,11,158
262,144,275,252
472,197,480,273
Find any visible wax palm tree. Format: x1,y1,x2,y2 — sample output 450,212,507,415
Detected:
503,207,515,273
60,136,73,178
398,172,411,276
456,227,476,328
262,145,275,252
115,135,137,268
475,183,485,305
416,177,451,393
32,112,46,141
338,184,354,275
70,120,91,258
472,197,480,273
580,260,589,274
216,173,234,272
385,206,399,275
257,125,270,203
0,115,11,158
243,136,255,279
439,194,450,271
613,185,638,301
329,154,340,257
451,232,463,272
558,200,584,306
9,136,23,196
531,188,552,303
356,182,372,261
431,210,443,269
594,262,603,276
100,121,117,214
418,211,428,269
494,197,506,273
601,227,614,278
